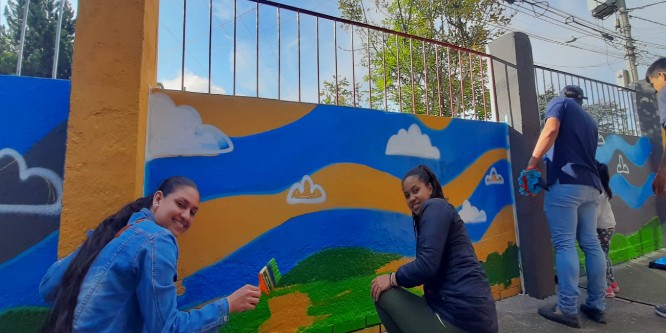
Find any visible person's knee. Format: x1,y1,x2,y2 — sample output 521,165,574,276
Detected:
551,235,576,250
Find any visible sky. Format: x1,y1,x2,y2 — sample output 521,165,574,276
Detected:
2,0,664,99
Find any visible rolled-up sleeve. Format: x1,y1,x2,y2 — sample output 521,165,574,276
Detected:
135,233,229,333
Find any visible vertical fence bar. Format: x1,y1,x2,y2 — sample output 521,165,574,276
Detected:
368,28,372,110
446,47,454,115
256,0,259,97
383,33,388,111
208,0,212,93
458,50,464,118
277,8,281,99
409,39,415,114
479,57,487,119
181,0,187,90
397,35,402,113
435,45,442,116
233,0,237,95
469,54,476,119
297,12,301,102
334,21,339,105
316,17,320,103
16,0,30,75
351,26,356,107
423,41,429,115
52,0,66,78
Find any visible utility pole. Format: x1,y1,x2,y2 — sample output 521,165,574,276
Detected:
616,0,639,82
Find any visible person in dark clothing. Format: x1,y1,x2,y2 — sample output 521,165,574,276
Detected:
370,165,498,333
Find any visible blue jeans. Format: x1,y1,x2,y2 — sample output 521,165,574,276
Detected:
544,183,606,315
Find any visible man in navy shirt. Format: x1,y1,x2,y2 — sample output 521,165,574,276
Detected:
646,58,666,319
527,85,607,328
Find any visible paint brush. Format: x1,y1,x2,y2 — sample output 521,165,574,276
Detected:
258,258,282,295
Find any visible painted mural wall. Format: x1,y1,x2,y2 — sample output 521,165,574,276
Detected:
0,75,69,331
143,90,521,332
592,133,662,265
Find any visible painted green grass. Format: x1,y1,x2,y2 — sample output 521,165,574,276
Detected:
0,306,49,333
578,216,662,271
1,246,520,333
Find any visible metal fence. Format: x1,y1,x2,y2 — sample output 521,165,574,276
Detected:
534,65,640,136
160,0,498,120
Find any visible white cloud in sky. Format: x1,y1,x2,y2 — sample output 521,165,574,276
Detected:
287,175,326,204
385,124,440,159
458,200,487,224
147,93,233,160
0,148,63,216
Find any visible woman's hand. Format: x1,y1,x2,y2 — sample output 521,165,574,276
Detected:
227,284,261,313
371,274,392,302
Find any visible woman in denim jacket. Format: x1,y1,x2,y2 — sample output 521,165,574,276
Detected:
370,165,498,333
39,176,260,332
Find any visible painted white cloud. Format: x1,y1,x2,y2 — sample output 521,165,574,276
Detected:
0,148,62,216
147,93,233,159
385,124,440,159
287,175,326,204
160,70,226,94
484,167,504,185
617,155,629,174
598,134,605,146
458,200,487,224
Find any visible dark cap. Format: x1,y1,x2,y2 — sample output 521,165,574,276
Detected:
560,85,588,101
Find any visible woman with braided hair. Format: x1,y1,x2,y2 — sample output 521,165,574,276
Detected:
39,176,261,332
370,165,498,333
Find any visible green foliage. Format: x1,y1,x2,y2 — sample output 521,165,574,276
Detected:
279,247,400,286
0,307,49,333
1,0,76,78
221,247,402,332
481,242,520,288
324,0,513,116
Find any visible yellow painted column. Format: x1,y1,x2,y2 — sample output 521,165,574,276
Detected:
60,0,159,255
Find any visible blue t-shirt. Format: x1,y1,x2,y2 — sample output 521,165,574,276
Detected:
544,96,601,191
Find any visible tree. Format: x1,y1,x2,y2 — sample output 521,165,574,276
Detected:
1,0,76,79
320,75,366,107
324,0,513,117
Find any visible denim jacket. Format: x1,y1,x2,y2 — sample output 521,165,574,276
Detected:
39,208,229,333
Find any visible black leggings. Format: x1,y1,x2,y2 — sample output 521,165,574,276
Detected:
374,288,468,333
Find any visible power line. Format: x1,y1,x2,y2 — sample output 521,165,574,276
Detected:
628,1,666,11
628,14,666,29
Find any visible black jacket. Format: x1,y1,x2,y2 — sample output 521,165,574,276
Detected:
396,198,498,333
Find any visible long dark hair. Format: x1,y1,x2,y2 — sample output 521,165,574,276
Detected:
42,176,198,332
598,163,613,199
402,165,445,200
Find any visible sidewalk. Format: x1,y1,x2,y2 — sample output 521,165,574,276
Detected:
497,249,666,332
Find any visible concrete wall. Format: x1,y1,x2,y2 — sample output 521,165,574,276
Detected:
144,90,521,332
0,82,521,331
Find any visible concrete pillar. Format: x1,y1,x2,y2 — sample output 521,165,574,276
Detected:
59,0,159,255
633,81,666,242
489,32,555,298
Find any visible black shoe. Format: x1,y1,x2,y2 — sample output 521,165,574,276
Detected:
580,304,607,324
538,304,581,328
